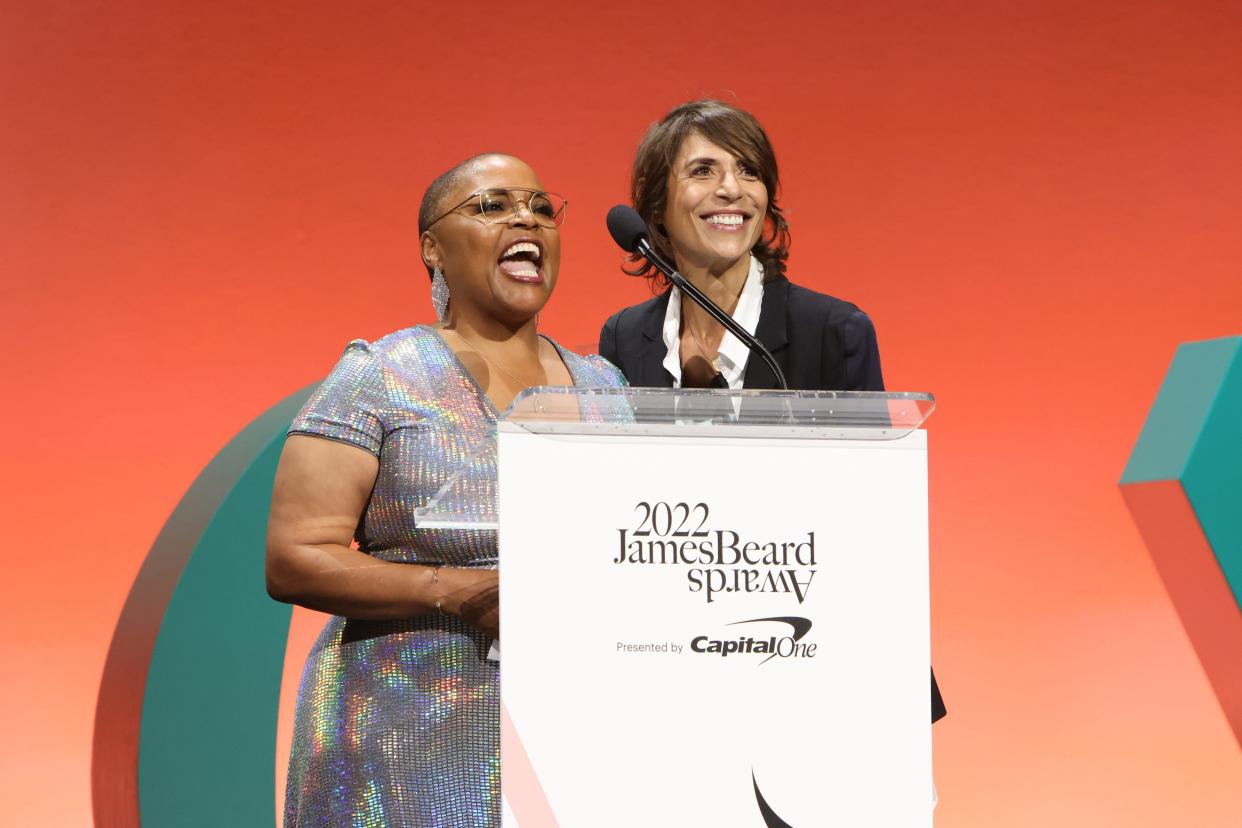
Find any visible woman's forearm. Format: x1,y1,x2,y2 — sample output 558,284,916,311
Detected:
266,541,493,620
265,434,495,620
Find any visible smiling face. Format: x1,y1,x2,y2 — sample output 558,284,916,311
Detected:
661,132,769,275
420,154,561,327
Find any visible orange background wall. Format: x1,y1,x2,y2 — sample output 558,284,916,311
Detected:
3,1,1242,825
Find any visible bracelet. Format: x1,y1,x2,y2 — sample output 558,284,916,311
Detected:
431,566,443,615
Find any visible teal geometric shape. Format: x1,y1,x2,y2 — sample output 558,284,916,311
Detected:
1181,346,1242,611
93,386,314,827
137,424,293,826
1122,336,1242,482
1121,335,1242,750
1122,335,1242,606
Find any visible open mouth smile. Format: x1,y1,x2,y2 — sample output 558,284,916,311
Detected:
498,240,543,281
700,212,750,231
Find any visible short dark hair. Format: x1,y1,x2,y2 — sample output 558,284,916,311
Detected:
417,152,512,278
626,100,790,287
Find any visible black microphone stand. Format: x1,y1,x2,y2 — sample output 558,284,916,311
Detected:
635,238,789,391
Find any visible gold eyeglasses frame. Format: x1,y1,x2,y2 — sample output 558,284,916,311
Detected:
426,187,568,229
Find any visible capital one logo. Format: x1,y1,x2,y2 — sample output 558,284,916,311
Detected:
690,616,816,665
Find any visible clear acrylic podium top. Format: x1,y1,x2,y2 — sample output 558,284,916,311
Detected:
413,387,934,530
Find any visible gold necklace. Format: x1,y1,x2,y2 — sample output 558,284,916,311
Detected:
684,320,724,372
441,329,547,389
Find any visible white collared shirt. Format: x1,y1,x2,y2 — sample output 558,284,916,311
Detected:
661,256,765,388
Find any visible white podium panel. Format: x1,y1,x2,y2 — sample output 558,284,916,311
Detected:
497,425,931,827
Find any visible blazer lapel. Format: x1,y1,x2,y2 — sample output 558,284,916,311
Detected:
742,275,791,390
637,290,676,387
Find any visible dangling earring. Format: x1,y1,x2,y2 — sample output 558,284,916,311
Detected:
431,266,450,324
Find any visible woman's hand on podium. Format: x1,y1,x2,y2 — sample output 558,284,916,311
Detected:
444,569,500,641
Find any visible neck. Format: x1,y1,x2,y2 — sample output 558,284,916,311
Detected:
676,254,751,334
442,311,541,352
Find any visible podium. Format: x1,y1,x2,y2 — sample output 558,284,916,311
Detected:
415,388,935,827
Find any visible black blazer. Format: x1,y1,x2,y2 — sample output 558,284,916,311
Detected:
599,274,885,391
599,273,947,723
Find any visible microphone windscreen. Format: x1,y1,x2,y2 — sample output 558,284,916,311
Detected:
606,205,648,253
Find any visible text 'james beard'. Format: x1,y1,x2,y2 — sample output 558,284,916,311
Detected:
613,501,818,604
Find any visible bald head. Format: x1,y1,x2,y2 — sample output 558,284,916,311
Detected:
418,152,521,236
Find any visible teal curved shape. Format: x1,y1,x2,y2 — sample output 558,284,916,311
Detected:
134,388,312,826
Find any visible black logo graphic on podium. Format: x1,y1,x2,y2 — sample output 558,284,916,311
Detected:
752,771,796,827
732,616,812,639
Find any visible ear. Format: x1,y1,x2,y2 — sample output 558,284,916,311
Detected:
420,231,441,271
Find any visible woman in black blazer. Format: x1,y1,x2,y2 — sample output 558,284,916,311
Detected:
598,99,945,723
599,273,884,392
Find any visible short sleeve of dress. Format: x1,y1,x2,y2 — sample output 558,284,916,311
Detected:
288,339,387,456
584,353,630,388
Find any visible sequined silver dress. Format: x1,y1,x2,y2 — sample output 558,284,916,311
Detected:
283,325,625,828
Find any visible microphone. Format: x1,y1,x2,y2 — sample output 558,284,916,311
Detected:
606,205,788,390
606,205,649,256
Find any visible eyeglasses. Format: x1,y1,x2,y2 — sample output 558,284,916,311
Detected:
427,188,568,229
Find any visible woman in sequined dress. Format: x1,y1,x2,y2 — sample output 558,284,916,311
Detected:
266,153,626,827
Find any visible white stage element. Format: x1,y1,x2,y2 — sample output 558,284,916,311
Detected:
496,401,932,827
